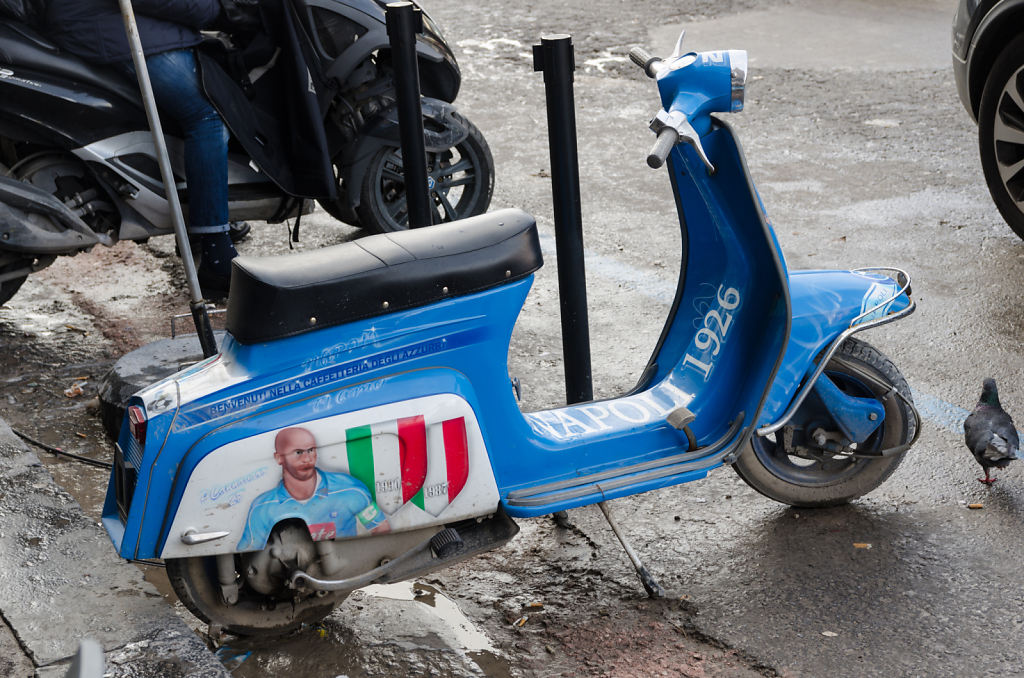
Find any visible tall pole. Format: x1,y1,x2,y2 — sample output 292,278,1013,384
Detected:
532,34,593,405
117,0,217,357
386,1,433,229
533,35,663,599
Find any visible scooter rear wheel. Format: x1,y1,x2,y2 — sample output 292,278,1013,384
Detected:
733,337,915,507
166,555,347,636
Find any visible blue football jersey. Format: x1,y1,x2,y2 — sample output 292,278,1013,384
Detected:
237,469,386,550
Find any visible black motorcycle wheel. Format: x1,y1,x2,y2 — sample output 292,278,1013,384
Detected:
356,113,493,233
978,33,1024,240
733,338,915,508
166,555,347,636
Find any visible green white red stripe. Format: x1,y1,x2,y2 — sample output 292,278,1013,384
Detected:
345,416,427,514
344,415,468,517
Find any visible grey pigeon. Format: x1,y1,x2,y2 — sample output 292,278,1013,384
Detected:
964,378,1022,484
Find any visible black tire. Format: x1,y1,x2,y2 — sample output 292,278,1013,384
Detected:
733,337,916,508
356,112,494,233
166,556,347,636
978,33,1024,240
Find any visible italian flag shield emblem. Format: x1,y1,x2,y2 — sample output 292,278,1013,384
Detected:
344,415,469,516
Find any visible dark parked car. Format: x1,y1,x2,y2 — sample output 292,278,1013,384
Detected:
953,0,1024,239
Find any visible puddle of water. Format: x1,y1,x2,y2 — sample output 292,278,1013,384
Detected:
361,581,496,654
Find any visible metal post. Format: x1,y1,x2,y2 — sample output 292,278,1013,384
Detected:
533,36,664,598
117,0,218,358
532,35,593,405
386,2,432,229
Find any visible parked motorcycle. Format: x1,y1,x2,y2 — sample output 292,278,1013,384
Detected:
0,0,494,306
103,35,919,635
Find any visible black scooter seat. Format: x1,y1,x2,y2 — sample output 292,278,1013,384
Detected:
226,209,543,345
0,23,141,106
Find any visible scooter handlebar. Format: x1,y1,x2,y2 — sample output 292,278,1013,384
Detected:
629,47,663,79
647,126,679,169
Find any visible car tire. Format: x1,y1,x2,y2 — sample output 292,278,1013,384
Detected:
978,33,1024,240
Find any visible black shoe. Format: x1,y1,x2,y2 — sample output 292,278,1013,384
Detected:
197,266,231,301
228,221,252,244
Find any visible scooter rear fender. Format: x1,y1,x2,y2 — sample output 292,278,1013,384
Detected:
0,174,106,254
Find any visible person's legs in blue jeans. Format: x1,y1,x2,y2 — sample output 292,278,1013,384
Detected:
118,49,236,292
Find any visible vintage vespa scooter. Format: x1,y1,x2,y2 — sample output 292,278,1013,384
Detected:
103,36,919,635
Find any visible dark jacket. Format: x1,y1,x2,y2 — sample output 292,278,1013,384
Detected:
197,0,336,198
44,0,221,64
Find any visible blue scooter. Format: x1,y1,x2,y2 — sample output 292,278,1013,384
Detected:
103,36,919,635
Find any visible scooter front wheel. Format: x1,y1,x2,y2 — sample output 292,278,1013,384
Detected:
733,338,915,507
166,555,348,636
356,112,494,233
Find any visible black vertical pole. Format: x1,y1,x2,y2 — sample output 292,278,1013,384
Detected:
386,2,432,229
533,35,593,405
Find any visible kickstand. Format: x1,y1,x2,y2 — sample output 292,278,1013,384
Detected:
551,510,572,528
598,501,665,599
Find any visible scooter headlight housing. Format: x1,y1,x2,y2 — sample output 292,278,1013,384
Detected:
727,49,747,112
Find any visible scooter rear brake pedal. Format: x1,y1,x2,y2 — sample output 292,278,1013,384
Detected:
666,407,695,430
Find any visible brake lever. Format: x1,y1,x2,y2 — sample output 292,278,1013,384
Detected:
649,109,715,174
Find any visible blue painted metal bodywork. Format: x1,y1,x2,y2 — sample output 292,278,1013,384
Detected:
103,45,915,560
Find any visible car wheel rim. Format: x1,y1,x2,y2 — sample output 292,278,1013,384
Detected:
993,65,1024,207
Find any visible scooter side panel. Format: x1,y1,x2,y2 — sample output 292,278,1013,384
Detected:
159,391,499,559
0,64,146,148
111,279,531,559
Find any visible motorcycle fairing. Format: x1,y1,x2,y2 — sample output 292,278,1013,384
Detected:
0,21,142,110
305,0,461,101
0,63,146,150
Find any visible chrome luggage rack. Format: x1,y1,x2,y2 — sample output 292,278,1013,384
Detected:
756,267,918,438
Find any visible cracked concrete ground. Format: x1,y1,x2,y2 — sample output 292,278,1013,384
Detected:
0,420,227,677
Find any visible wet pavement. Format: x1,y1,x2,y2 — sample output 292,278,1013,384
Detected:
3,0,1024,675
0,419,228,677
